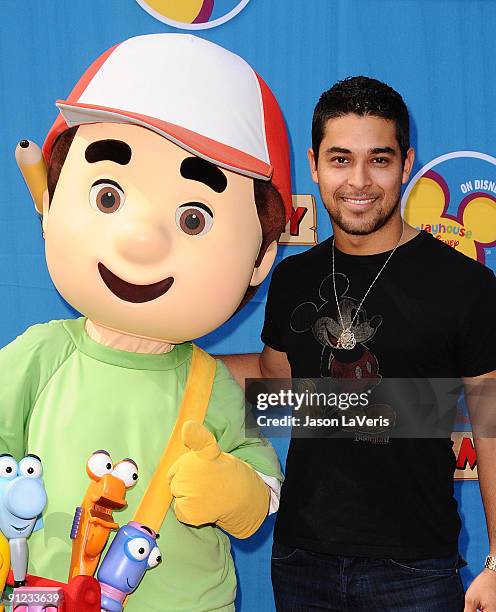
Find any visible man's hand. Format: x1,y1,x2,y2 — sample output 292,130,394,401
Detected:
167,421,270,538
464,568,496,611
219,345,291,388
463,372,496,612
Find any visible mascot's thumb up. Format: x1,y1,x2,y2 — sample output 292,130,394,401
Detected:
167,421,270,538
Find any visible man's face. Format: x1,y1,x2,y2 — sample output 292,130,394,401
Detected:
43,123,268,342
308,114,414,235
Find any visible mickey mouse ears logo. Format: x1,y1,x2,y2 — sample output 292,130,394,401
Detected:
401,151,496,264
136,0,251,30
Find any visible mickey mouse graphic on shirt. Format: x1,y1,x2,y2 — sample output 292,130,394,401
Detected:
291,273,394,441
290,273,382,387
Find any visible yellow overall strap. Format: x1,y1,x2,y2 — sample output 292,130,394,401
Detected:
132,344,217,533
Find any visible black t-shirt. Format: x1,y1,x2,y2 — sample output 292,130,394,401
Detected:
262,230,496,558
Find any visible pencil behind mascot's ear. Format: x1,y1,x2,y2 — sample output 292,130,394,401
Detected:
15,139,48,215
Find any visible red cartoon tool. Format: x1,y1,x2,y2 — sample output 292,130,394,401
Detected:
7,571,100,612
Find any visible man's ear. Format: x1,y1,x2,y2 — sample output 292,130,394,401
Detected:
250,240,278,287
402,147,415,184
307,148,319,184
41,189,49,237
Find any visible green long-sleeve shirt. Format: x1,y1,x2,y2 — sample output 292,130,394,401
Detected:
0,318,282,611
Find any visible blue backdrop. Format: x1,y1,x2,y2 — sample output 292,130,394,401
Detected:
1,1,495,609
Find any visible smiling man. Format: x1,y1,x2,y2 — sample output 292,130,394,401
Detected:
0,33,292,611
223,77,496,611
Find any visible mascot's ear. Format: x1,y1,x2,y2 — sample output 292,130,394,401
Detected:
290,301,318,333
42,189,49,237
320,273,348,302
369,315,383,329
250,240,278,287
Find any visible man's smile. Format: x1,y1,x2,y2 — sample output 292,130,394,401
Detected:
338,193,380,212
98,263,174,303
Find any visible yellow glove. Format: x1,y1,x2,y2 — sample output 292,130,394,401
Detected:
167,421,270,539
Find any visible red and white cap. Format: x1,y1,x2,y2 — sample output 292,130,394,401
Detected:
43,33,292,220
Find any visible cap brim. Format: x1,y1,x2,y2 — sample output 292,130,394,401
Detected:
56,100,273,182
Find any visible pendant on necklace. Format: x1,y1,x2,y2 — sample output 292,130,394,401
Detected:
337,328,356,350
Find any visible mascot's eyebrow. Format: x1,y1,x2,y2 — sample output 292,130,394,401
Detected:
180,157,227,193
25,453,42,461
85,140,132,165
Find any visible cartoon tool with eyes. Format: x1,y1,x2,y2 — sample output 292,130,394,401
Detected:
6,451,142,610
69,451,138,581
97,522,161,612
4,33,290,611
0,455,47,587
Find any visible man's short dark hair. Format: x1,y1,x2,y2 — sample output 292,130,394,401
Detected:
312,76,410,162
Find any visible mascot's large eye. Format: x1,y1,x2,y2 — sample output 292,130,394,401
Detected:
112,459,139,488
147,546,162,568
175,202,213,236
90,180,125,214
19,455,43,478
87,451,113,478
127,537,151,561
0,455,18,478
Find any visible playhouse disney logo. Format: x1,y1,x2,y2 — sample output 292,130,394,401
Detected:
135,0,251,30
401,151,496,264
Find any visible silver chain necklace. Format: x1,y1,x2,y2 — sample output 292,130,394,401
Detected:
331,221,405,350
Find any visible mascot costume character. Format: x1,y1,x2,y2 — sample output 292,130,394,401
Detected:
1,33,291,611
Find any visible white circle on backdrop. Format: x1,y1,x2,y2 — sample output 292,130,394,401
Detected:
135,0,251,30
401,150,496,212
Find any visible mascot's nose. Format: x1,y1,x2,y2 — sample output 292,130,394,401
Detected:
5,478,47,519
114,222,169,264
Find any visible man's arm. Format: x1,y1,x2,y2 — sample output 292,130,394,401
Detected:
219,345,291,387
463,370,496,612
216,349,290,515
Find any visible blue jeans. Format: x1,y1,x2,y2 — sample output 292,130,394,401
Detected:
271,542,465,611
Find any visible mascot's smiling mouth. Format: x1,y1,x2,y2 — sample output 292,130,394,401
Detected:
98,263,174,303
